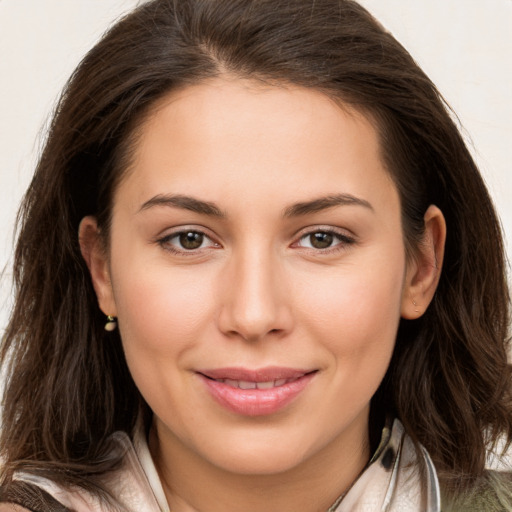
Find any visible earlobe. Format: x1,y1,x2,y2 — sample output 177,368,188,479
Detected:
78,216,117,317
401,205,446,319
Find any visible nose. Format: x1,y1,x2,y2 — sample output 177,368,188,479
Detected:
217,247,293,342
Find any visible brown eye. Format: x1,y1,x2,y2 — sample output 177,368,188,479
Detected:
158,229,219,254
296,229,355,252
179,231,204,250
309,232,334,249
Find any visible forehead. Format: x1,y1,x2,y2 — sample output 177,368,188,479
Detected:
114,78,398,216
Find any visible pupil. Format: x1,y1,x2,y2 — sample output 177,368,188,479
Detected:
180,232,203,250
310,232,333,249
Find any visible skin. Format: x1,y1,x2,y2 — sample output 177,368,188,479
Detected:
80,78,445,512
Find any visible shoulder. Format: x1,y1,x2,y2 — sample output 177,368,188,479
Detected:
0,430,156,512
0,478,76,512
442,471,512,512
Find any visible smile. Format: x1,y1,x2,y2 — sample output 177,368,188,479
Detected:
212,377,299,389
197,367,317,416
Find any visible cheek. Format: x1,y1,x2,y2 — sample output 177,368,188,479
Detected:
295,263,403,424
295,251,405,367
109,248,217,362
108,257,219,421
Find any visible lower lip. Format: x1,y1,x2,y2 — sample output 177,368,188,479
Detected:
199,373,315,416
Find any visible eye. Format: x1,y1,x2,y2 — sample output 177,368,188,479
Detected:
296,229,354,251
158,230,218,253
176,231,207,250
303,232,335,249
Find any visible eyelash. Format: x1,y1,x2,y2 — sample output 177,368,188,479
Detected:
156,227,355,255
294,228,356,254
157,229,219,256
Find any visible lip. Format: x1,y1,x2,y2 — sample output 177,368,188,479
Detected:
197,367,316,416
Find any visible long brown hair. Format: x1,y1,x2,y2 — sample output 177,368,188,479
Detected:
1,0,511,502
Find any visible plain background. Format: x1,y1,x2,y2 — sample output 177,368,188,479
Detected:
1,0,511,334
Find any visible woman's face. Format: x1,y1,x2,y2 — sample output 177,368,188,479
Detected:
83,78,441,477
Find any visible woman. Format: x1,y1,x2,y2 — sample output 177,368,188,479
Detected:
1,0,511,511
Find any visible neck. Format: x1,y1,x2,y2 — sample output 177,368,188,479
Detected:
149,418,370,512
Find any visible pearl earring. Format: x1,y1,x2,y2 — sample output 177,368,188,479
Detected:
104,315,117,331
412,300,420,313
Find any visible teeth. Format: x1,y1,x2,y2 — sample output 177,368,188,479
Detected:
238,380,257,390
217,378,295,389
256,381,275,389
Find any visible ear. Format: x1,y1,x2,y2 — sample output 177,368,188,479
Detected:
78,216,117,317
401,205,446,319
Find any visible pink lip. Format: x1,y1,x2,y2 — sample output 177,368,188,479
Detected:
197,367,316,416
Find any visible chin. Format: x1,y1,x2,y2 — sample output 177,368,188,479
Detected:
214,449,308,476
199,431,321,476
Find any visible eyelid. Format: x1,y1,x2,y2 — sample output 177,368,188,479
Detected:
292,225,356,251
155,225,221,254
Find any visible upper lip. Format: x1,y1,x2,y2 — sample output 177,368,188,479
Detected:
197,367,315,382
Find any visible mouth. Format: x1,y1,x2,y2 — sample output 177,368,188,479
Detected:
209,377,302,390
197,367,317,416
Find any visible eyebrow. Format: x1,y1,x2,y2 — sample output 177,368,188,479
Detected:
139,194,226,218
139,192,373,218
283,194,374,217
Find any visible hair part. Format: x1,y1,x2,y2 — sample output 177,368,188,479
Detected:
1,0,511,502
